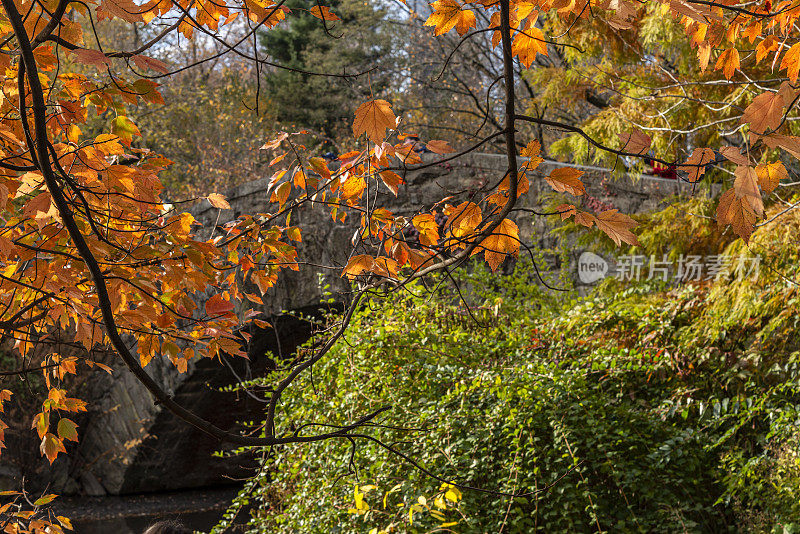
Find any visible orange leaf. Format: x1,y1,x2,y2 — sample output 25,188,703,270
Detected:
719,146,749,166
309,5,340,20
424,0,476,36
342,254,374,278
353,100,397,143
781,43,800,84
545,167,585,196
412,213,440,246
556,203,576,220
715,48,739,80
477,219,519,272
40,433,66,464
379,170,403,196
132,54,169,74
69,48,110,70
734,166,764,216
511,26,547,68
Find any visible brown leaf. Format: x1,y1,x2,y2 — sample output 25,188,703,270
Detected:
545,167,585,196
678,148,715,182
733,165,763,216
595,209,639,246
132,54,169,74
618,128,651,155
741,91,785,135
426,140,455,154
719,146,750,166
717,188,757,242
69,48,111,70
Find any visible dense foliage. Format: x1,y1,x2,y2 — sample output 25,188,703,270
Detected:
221,199,800,533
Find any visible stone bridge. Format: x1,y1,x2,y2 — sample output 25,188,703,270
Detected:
5,153,705,496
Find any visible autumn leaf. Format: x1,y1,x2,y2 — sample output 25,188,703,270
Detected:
512,26,547,68
556,203,577,220
734,165,764,216
424,0,476,36
309,5,340,20
594,209,639,246
68,48,111,70
717,188,757,242
679,148,715,182
521,140,541,158
755,161,786,194
132,54,169,74
545,167,585,196
444,201,482,240
353,100,397,143
207,193,230,209
618,128,651,154
719,146,749,166
781,43,800,83
412,213,440,246
715,48,739,80
741,91,785,135
379,170,403,195
426,140,455,154
342,254,374,278
57,418,78,442
475,219,519,272
111,116,141,146
205,293,234,317
40,433,66,464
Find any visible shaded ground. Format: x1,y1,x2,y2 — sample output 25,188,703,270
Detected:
53,486,247,533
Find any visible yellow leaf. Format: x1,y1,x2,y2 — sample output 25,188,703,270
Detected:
755,161,786,194
353,100,397,143
207,193,230,209
424,0,476,36
476,219,519,272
